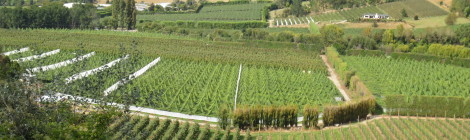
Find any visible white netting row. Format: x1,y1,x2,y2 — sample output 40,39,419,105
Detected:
2,47,30,56
275,17,315,26
27,52,95,73
103,57,161,96
14,49,60,62
65,55,129,84
40,93,219,122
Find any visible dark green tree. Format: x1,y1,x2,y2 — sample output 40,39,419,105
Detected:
401,9,408,17
291,0,304,17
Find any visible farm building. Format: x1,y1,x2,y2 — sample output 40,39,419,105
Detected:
362,13,390,19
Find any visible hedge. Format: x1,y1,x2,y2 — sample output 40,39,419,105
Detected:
346,49,385,57
384,94,470,118
232,105,298,130
390,52,470,68
323,96,376,126
142,21,268,29
326,47,373,98
302,105,319,129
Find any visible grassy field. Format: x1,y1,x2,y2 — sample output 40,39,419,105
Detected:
378,0,448,19
406,16,470,28
137,3,266,21
342,56,470,97
252,117,470,139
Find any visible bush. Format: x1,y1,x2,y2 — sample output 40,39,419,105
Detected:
345,50,385,57
232,105,298,130
445,13,457,25
427,44,470,58
411,45,428,53
348,36,377,50
323,96,376,126
395,44,410,52
218,105,230,130
302,105,319,129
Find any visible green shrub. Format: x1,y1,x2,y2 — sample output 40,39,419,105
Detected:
323,96,376,126
302,105,319,129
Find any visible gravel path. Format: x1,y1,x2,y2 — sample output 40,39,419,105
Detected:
320,55,351,101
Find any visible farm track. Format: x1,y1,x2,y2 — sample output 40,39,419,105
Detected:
320,55,351,101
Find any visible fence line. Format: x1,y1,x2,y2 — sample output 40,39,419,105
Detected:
14,49,60,62
2,47,29,56
40,93,219,122
103,57,161,96
27,52,95,73
65,55,129,84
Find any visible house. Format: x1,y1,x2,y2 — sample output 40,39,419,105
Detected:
362,13,390,19
63,3,84,8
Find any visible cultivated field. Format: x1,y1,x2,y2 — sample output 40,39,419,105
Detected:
342,56,470,97
0,29,339,117
274,0,448,26
108,116,240,140
406,16,470,28
137,3,266,21
378,0,448,18
253,117,470,139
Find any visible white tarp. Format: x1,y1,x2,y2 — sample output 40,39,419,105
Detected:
14,49,60,62
2,47,29,56
40,93,219,122
27,52,95,73
103,57,161,96
65,55,129,84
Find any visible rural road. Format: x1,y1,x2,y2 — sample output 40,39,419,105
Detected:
320,55,351,101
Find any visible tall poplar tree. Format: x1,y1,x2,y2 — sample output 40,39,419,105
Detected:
112,0,136,30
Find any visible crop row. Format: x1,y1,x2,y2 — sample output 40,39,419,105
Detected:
378,0,447,18
253,117,470,140
342,56,470,97
108,116,244,140
113,59,339,116
137,3,265,21
0,29,325,70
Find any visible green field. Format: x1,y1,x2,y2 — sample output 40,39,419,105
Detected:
275,0,448,24
110,59,339,116
0,29,340,117
378,0,448,19
253,117,470,139
137,3,266,21
0,29,324,70
342,56,470,97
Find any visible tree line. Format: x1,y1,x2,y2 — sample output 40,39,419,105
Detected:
0,1,136,29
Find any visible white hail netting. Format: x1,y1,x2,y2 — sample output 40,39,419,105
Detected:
2,47,30,56
65,55,129,84
234,64,242,110
103,57,161,96
40,93,219,122
27,52,96,73
14,49,60,62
